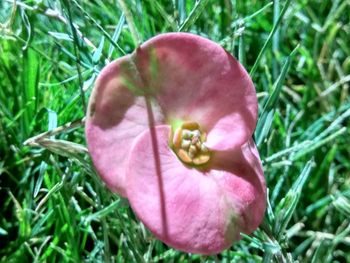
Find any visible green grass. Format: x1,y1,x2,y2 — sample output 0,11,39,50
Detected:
1,0,349,262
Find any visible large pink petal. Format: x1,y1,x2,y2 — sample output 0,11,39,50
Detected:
126,126,266,254
210,140,266,234
134,33,258,151
85,56,163,196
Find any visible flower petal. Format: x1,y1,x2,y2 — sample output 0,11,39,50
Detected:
134,33,258,151
126,126,265,254
210,140,266,234
85,56,163,196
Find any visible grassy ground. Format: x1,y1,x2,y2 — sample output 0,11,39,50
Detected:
1,0,349,262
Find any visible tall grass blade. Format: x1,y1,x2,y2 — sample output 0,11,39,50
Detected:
274,160,314,239
255,45,298,146
250,0,293,78
178,0,210,31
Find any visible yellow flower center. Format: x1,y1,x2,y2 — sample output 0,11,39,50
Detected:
172,122,211,166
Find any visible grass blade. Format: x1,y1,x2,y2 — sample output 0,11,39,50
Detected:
255,45,299,146
178,0,210,31
22,48,40,138
250,0,293,78
274,160,314,239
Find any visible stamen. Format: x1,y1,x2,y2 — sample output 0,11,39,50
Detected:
181,140,191,149
201,144,209,152
188,145,197,158
182,130,192,139
192,130,201,137
193,153,210,165
172,121,211,166
177,149,192,164
191,136,199,144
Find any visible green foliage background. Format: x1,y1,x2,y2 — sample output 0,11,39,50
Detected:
0,0,349,262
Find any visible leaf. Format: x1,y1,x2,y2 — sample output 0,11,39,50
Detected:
178,0,210,31
22,48,40,137
83,200,121,224
274,160,314,239
332,195,350,217
108,14,125,58
92,36,105,63
48,31,73,41
0,227,8,236
255,45,298,146
249,0,293,77
34,161,48,198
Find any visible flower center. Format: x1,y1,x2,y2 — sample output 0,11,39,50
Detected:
172,122,211,166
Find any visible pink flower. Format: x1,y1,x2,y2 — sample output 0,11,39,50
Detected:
85,33,266,254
